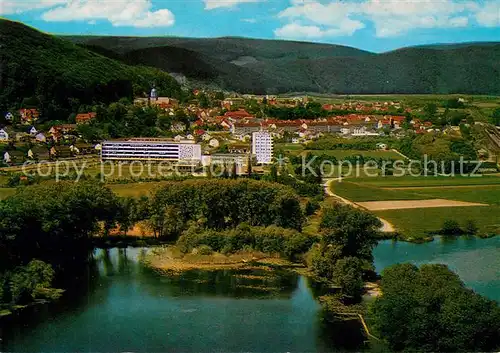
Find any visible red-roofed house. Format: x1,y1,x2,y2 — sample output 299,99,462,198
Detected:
390,116,406,129
19,109,40,125
49,124,77,142
194,129,206,136
224,109,254,120
192,119,204,127
377,119,392,129
76,112,97,124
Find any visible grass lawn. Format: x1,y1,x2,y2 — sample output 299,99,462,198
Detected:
0,188,16,200
329,175,500,240
108,182,168,198
275,143,305,152
347,175,500,188
402,186,500,205
375,206,500,240
304,149,402,159
330,181,433,202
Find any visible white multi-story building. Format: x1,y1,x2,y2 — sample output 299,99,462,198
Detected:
101,138,202,162
252,131,273,164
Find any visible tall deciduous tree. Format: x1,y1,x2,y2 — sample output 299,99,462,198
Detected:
319,203,381,262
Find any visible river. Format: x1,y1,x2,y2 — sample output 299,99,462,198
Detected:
1,248,365,352
2,237,499,351
374,236,500,302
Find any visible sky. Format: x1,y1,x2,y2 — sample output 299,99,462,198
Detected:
1,0,499,52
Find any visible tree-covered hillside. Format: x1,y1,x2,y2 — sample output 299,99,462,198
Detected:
3,19,499,102
0,20,182,120
65,35,373,61
121,45,293,94
69,34,500,95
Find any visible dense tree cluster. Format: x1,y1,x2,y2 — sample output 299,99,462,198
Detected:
396,134,478,174
143,179,304,238
0,260,61,305
0,20,182,121
370,264,500,352
177,223,314,261
307,137,395,151
0,182,119,269
0,182,120,306
76,102,197,141
309,203,382,299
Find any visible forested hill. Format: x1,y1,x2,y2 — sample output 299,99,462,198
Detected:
68,34,500,95
0,20,182,120
2,19,500,105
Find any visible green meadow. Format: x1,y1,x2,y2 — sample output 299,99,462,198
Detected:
328,175,500,241
374,206,500,241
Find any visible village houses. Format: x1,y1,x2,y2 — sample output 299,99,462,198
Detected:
19,109,40,125
76,112,97,124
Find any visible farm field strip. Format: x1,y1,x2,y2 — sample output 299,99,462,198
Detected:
358,199,488,211
328,177,500,239
345,175,500,187
331,181,436,202
382,185,500,190
374,206,500,239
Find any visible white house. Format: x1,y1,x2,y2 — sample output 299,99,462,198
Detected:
0,129,9,141
208,138,220,148
29,126,37,136
352,126,368,136
186,134,195,140
252,131,273,164
35,133,46,142
4,112,13,121
340,127,351,135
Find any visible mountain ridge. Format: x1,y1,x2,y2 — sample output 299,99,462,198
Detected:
2,19,499,97
65,34,500,95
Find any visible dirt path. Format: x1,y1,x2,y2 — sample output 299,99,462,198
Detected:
391,149,410,160
323,179,396,233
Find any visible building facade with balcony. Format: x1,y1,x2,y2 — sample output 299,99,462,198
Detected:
101,138,202,162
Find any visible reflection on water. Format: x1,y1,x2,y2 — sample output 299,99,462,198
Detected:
1,248,365,353
374,236,500,301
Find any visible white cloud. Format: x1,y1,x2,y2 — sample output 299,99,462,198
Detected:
474,1,500,27
242,18,258,23
276,1,364,38
275,22,362,39
0,0,66,15
40,0,174,28
361,0,475,37
203,0,265,10
275,0,499,39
